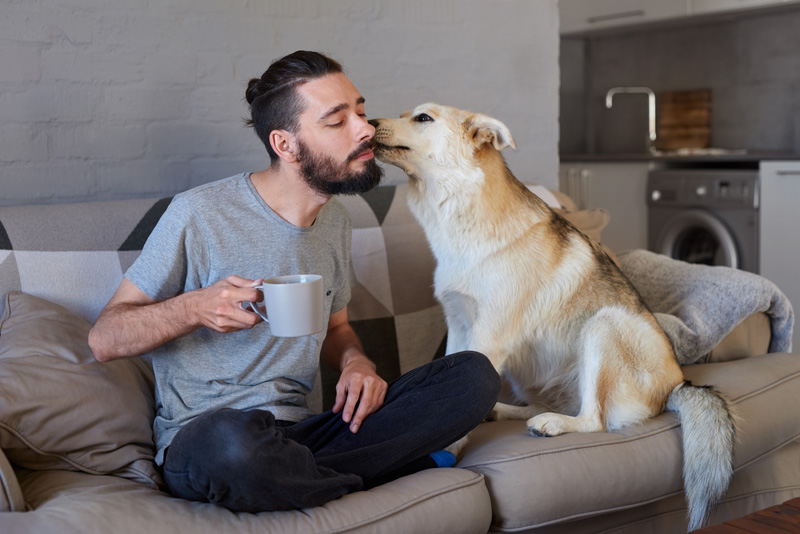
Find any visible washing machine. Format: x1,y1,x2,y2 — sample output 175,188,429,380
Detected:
647,169,760,273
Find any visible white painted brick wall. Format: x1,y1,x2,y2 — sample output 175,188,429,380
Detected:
0,0,559,206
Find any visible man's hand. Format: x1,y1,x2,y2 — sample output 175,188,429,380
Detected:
193,275,264,332
321,307,387,433
333,354,388,434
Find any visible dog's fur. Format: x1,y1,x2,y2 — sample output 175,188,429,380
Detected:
370,104,736,531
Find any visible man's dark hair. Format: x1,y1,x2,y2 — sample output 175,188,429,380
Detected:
245,50,343,164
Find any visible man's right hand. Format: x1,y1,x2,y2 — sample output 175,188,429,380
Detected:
193,275,264,333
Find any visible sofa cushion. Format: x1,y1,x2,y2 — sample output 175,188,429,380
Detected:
0,291,161,488
0,446,24,512
706,312,771,363
492,439,800,534
458,353,800,531
6,466,490,534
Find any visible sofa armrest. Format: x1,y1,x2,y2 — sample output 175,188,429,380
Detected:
703,312,771,363
0,447,25,512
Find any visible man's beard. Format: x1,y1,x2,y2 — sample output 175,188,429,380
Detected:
297,138,384,196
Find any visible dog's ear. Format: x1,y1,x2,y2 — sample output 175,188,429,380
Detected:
463,114,517,151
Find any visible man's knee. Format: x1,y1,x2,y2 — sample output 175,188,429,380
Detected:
169,409,276,473
436,351,501,425
450,350,501,401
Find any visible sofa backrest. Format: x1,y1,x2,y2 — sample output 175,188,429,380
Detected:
0,185,447,412
0,197,172,324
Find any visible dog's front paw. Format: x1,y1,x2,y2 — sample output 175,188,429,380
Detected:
527,413,565,437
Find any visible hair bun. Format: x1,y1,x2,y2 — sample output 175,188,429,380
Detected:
245,78,268,105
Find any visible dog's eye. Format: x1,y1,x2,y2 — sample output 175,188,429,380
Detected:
414,113,434,123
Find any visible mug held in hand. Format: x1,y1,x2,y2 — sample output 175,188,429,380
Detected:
246,274,325,337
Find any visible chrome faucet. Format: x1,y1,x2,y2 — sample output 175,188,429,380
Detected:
605,87,657,154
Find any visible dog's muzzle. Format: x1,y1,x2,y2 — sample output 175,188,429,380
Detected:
369,119,411,153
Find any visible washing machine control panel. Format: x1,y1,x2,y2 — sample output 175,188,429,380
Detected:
647,170,758,209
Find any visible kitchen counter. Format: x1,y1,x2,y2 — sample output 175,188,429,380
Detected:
560,151,800,164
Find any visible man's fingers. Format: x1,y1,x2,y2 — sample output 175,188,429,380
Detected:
350,398,371,433
332,388,346,415
333,361,388,432
226,274,262,288
347,377,387,433
231,305,262,325
221,277,264,305
228,286,262,304
208,307,261,332
342,381,362,425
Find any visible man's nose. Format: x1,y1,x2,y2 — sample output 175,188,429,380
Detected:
357,115,376,142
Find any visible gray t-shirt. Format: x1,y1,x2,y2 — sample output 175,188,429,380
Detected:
125,173,353,465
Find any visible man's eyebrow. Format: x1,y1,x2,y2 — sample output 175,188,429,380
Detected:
318,96,366,122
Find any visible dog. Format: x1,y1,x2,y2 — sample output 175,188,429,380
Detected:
369,104,736,531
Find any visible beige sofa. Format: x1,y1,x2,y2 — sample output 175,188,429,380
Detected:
1,184,798,534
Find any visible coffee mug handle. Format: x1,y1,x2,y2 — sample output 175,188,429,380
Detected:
246,301,270,323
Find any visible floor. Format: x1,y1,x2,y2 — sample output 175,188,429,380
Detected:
696,498,800,533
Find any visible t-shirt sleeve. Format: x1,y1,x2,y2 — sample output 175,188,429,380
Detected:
125,196,209,301
330,260,355,314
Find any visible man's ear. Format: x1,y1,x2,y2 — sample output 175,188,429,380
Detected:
462,114,517,151
269,130,298,163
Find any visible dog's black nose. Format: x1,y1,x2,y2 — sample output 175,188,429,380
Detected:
368,119,380,127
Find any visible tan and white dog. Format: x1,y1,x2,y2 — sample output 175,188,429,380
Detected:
369,104,736,531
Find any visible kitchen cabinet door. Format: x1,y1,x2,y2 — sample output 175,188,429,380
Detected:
759,160,800,351
691,0,800,16
560,0,688,35
558,162,652,253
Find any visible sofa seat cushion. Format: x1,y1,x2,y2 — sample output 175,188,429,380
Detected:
490,439,800,534
458,353,800,531
2,467,491,534
0,447,24,512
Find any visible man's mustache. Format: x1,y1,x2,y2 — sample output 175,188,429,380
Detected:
347,138,377,162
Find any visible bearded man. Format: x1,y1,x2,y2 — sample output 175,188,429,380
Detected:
88,50,499,512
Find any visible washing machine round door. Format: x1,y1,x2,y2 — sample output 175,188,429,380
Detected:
655,209,739,269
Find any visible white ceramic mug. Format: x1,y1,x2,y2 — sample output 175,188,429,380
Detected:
246,274,324,337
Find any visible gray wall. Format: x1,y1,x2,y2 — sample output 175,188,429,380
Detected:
561,6,800,155
0,0,560,206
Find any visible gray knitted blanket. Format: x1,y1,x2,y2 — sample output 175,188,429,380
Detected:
617,249,794,364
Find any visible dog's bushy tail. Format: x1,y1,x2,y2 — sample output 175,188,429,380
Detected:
666,381,736,531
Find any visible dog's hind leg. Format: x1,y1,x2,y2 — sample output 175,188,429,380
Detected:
525,395,605,437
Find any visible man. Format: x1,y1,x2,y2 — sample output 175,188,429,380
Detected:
88,50,500,512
